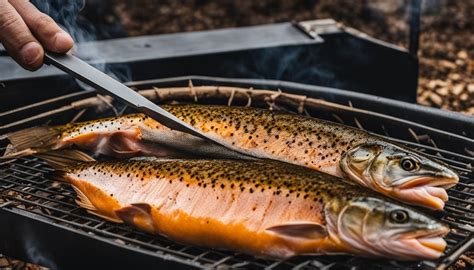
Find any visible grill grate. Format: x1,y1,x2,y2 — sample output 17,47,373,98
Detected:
0,79,472,269
3,154,437,269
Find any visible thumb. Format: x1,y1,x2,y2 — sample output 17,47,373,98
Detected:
10,0,74,53
0,1,44,70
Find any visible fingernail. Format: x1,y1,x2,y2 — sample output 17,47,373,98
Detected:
54,32,74,52
21,42,42,65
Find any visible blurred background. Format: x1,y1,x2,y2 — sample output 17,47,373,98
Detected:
43,0,472,115
15,0,472,115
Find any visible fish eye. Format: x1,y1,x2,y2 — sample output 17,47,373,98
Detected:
400,157,418,171
389,210,409,224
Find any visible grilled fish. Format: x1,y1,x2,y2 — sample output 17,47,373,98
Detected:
40,150,449,260
3,105,459,209
2,113,248,159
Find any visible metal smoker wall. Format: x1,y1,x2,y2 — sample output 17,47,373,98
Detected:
0,21,418,111
0,77,472,269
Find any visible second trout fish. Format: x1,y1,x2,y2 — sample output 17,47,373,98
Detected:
3,105,459,209
39,150,449,260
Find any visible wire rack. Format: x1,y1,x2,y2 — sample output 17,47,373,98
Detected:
0,81,473,269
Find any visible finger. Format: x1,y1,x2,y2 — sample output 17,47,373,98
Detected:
9,0,74,53
0,0,43,70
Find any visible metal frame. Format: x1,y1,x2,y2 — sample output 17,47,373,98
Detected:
0,77,472,269
0,19,419,107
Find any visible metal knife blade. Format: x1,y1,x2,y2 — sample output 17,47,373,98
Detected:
43,51,212,141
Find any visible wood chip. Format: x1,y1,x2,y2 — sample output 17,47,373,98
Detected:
427,80,438,89
449,73,461,81
457,50,468,59
451,84,464,95
429,93,443,106
460,93,469,101
455,59,465,66
435,87,449,96
428,79,447,89
464,107,474,115
417,91,431,106
467,84,474,94
439,60,456,69
0,256,9,267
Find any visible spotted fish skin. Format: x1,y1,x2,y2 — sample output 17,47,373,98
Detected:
56,158,449,260
56,114,155,156
3,113,245,159
4,104,458,210
62,159,370,258
162,104,373,176
158,105,459,210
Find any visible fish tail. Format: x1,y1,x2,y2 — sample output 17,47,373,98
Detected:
1,126,62,158
35,149,96,170
46,170,69,183
36,150,123,223
36,149,96,184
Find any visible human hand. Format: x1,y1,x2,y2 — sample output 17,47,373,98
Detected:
0,0,74,70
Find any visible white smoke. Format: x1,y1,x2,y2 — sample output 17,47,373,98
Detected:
32,0,131,84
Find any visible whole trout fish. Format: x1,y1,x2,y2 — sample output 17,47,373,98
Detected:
41,150,449,260
3,105,458,209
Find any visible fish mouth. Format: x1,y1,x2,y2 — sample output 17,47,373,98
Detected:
398,175,459,190
398,237,447,260
394,175,459,210
397,227,450,260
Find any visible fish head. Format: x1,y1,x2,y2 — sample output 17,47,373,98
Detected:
325,197,450,260
340,142,459,210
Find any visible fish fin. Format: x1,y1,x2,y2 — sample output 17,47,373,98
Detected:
108,131,142,156
35,149,95,170
2,144,37,158
115,203,155,233
72,186,96,211
1,126,62,158
71,186,122,223
265,222,327,239
131,203,152,213
87,210,123,223
115,206,139,223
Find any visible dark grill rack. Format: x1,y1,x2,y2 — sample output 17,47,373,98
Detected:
0,77,472,269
